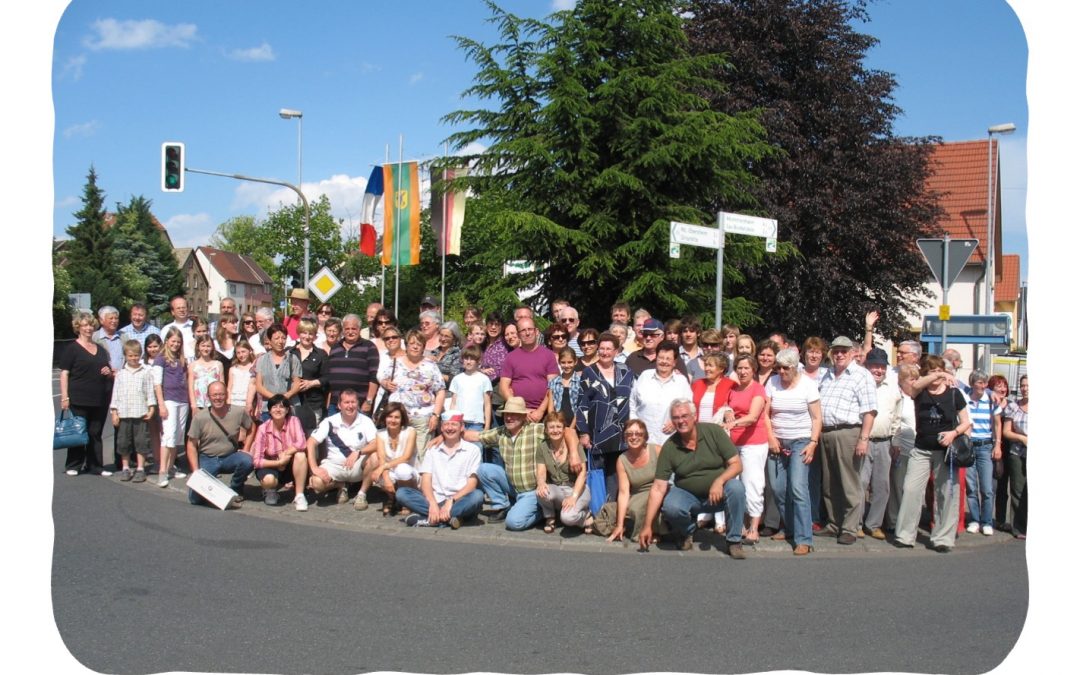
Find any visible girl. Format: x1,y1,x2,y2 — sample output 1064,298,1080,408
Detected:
142,334,164,470
229,338,258,420
154,327,189,487
545,347,581,429
535,413,590,533
466,323,486,349
189,335,224,411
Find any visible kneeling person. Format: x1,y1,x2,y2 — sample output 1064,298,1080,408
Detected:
251,394,310,511
306,388,378,508
186,381,254,507
398,410,484,528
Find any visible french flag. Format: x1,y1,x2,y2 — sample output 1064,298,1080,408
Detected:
358,165,382,257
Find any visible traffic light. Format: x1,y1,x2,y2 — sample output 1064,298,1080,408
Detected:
161,142,185,192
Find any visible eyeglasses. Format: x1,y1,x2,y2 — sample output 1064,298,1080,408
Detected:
376,319,393,325
243,320,255,325
580,340,597,346
318,309,333,315
624,431,645,437
384,334,401,340
550,333,568,340
562,317,578,324
701,342,720,348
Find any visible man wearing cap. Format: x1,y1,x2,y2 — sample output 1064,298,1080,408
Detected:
398,410,484,528
499,316,558,422
282,288,311,342
626,318,689,378
463,396,580,529
818,336,878,544
860,348,903,540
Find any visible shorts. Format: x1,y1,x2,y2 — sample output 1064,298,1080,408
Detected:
115,418,150,457
161,401,190,449
321,456,365,484
255,466,295,485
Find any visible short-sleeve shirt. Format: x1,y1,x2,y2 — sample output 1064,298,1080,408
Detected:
188,406,252,458
500,345,558,409
914,387,967,450
310,412,378,463
656,423,739,498
59,341,112,407
449,371,492,424
819,363,878,426
535,442,573,486
419,441,481,502
153,355,188,403
727,381,768,445
476,423,546,492
379,357,445,418
255,351,302,411
327,339,381,405
765,374,821,440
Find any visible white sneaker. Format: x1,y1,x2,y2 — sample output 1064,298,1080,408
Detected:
981,525,994,536
173,470,187,479
294,494,309,512
966,522,980,534
65,469,78,477
157,477,169,488
100,470,113,477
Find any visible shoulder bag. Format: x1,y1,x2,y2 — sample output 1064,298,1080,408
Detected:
942,389,974,468
54,409,88,450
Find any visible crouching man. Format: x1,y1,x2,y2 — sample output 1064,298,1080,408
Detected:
398,410,484,529
186,381,254,507
306,389,378,509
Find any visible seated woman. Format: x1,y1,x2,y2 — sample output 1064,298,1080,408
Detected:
535,413,591,533
592,419,667,542
363,402,419,516
250,394,310,511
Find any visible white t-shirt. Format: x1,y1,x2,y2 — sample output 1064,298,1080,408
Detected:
765,373,821,440
449,371,493,424
419,440,481,502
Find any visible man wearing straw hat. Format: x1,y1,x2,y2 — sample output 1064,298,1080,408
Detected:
282,288,311,342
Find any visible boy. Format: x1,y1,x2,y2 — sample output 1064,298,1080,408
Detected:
449,345,492,431
110,340,157,482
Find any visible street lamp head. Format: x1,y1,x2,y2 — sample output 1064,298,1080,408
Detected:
988,122,1016,135
279,108,303,119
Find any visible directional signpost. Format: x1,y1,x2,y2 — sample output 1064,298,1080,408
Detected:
916,236,977,354
670,212,779,328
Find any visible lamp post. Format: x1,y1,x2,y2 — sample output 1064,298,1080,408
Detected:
279,108,308,287
983,122,1015,370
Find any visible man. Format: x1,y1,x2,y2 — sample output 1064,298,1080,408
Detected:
767,331,791,352
281,288,310,341
860,348,903,540
185,381,254,508
419,295,441,317
679,316,704,381
551,298,570,323
499,317,558,422
419,310,442,354
638,399,747,559
626,319,688,378
466,397,576,529
398,410,484,528
209,297,237,334
610,301,631,327
360,301,383,339
306,388,379,509
120,302,160,348
327,314,380,418
629,341,692,444
513,305,534,326
161,294,195,361
92,305,125,373
561,306,584,356
817,336,878,544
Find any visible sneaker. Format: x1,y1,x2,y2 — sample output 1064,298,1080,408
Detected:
354,493,369,511
119,468,133,481
981,525,994,536
336,487,350,505
966,522,980,534
132,469,146,483
294,494,309,512
485,508,508,523
263,489,280,506
728,543,747,560
173,470,187,479
405,513,429,527
100,470,114,477
157,477,169,488
65,469,79,477
449,516,462,530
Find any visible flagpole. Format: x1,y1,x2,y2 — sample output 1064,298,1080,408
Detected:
380,144,388,308
441,142,448,314
394,134,403,318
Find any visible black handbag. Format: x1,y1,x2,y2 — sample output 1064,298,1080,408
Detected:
945,432,975,468
54,409,89,450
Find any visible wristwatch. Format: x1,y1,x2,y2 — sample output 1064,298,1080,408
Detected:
364,399,374,405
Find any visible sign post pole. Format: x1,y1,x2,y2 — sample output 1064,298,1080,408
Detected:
715,212,724,330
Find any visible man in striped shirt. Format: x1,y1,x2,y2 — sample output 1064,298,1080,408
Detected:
326,314,380,418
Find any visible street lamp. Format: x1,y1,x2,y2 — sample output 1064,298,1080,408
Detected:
279,108,308,287
983,121,1015,370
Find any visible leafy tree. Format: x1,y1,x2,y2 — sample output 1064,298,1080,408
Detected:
52,247,75,338
441,0,779,327
63,166,125,312
683,0,942,339
111,195,184,317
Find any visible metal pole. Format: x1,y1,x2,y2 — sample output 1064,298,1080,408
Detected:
941,233,949,357
441,142,448,313
298,115,308,288
715,212,724,329
394,134,403,318
381,144,389,307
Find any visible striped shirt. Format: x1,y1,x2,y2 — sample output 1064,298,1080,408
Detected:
965,390,1000,440
109,363,156,418
120,322,161,348
327,339,380,405
819,363,877,427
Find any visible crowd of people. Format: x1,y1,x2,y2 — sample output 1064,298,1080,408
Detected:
58,293,1029,555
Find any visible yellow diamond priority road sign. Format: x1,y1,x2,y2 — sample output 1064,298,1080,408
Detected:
308,266,343,303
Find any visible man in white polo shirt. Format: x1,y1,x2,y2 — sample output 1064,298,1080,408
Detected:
398,410,484,529
306,388,378,510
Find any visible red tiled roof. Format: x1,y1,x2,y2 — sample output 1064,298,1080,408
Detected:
996,254,1020,302
924,140,1003,269
196,246,274,285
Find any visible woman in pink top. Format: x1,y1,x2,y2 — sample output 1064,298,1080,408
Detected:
724,354,769,543
250,394,310,511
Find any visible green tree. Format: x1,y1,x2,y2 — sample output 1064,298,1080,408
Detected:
64,166,126,312
441,0,779,326
52,246,75,338
111,195,185,316
683,0,941,339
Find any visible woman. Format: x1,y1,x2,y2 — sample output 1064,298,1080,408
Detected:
1002,374,1028,539
240,313,260,345
291,318,329,433
249,394,309,511
431,320,464,385
314,302,334,348
577,327,600,369
664,319,682,346
988,373,1012,529
373,326,404,418
724,354,769,543
254,323,303,420
535,413,591,533
755,339,779,386
576,332,635,495
59,311,113,476
463,305,483,329
364,402,418,516
378,330,446,459
214,313,239,360
545,323,570,355
593,419,666,542
370,308,398,353
322,317,342,356
764,348,822,555
546,347,582,428
801,336,829,384
480,314,511,419
480,311,504,353
692,354,734,424
502,323,520,350
963,369,1002,536
894,355,972,552
735,333,756,362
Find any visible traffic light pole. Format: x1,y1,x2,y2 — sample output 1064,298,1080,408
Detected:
185,167,311,288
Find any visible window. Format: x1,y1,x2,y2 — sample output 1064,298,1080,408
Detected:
229,283,237,295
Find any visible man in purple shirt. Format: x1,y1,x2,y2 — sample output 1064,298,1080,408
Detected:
499,317,557,423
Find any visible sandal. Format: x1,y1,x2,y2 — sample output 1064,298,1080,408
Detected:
543,518,556,534
583,516,594,536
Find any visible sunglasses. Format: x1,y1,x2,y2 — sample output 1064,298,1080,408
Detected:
580,340,597,346
318,309,333,315
243,320,255,325
376,319,393,325
550,333,568,340
383,334,401,340
701,342,720,347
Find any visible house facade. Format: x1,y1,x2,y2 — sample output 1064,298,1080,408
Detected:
174,247,210,319
192,246,274,319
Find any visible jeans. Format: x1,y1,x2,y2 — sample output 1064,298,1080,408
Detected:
464,422,485,432
395,487,484,524
661,481,747,544
768,438,813,546
808,450,823,524
476,463,542,530
964,439,996,527
188,451,255,505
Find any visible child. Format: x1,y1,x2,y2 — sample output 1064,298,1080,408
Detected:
189,335,224,411
154,327,189,487
229,338,258,420
110,340,156,482
545,347,581,429
142,334,164,470
448,345,492,431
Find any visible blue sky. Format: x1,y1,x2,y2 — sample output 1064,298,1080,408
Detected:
46,0,1029,278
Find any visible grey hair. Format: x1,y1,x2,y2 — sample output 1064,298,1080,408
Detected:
775,347,800,369
419,309,442,324
669,397,696,420
97,305,119,319
608,321,628,333
968,369,990,386
440,320,463,345
633,308,651,322
341,313,362,326
255,307,275,320
899,340,922,357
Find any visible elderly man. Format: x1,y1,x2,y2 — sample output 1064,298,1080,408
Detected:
560,306,584,356
185,381,254,508
360,301,383,339
282,288,311,341
818,336,878,545
209,297,237,334
327,314,380,418
626,319,688,378
306,388,379,509
637,399,747,559
92,306,125,373
499,317,558,422
629,341,692,445
161,294,196,361
399,410,484,528
860,348,903,540
248,307,275,356
120,302,160,348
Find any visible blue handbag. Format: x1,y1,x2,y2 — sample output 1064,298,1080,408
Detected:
54,409,89,450
585,450,607,516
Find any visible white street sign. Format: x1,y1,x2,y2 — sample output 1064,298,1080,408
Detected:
670,221,721,250
765,237,777,253
307,266,343,302
720,211,778,238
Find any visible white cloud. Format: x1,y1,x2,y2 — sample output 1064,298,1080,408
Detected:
232,173,371,236
163,212,216,248
59,54,86,80
552,0,577,10
360,61,381,73
228,42,274,62
55,195,79,209
456,141,488,157
62,120,100,138
409,72,424,85
83,18,198,51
